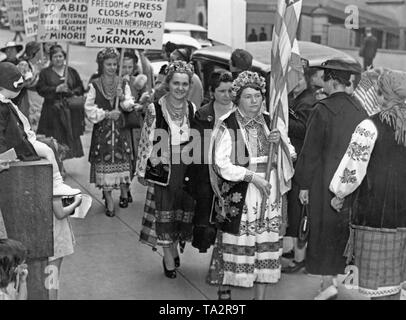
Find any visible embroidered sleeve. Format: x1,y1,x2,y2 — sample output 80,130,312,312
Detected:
136,103,156,178
329,119,378,198
120,83,135,111
85,84,106,124
214,126,249,182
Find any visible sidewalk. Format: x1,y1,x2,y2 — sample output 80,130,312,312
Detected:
59,131,367,300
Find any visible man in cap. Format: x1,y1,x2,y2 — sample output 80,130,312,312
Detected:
0,62,79,196
294,59,367,299
359,27,378,71
229,48,253,80
0,42,23,65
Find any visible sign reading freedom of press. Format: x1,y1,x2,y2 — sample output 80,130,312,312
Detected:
22,0,39,38
5,0,25,32
37,0,88,42
85,0,168,49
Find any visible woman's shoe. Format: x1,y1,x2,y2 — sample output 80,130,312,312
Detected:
162,259,177,279
119,197,129,208
127,191,133,203
217,289,231,300
174,256,180,268
105,208,115,217
314,285,338,300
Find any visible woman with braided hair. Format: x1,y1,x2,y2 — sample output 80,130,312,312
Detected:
85,48,135,217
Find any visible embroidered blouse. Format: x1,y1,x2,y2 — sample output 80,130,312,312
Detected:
329,119,378,198
85,82,134,124
136,95,196,178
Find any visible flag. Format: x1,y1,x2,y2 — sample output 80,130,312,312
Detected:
353,71,381,116
260,0,302,221
269,0,303,125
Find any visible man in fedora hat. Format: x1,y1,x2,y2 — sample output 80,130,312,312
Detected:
0,42,23,65
294,59,367,299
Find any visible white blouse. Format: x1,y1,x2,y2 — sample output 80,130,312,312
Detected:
329,119,378,199
85,82,134,124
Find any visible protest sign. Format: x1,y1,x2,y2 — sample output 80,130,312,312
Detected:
5,0,25,32
22,0,39,38
85,0,168,49
37,0,88,43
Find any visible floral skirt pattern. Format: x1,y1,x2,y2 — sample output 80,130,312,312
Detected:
218,171,283,288
90,162,132,191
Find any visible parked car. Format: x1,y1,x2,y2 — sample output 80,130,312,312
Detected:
164,22,212,48
191,41,361,104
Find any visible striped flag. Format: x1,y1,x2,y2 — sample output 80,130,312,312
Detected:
353,71,381,116
269,0,303,127
260,0,302,220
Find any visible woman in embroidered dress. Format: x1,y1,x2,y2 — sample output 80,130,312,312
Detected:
36,44,85,159
209,71,295,300
330,69,406,300
85,48,135,217
136,61,196,279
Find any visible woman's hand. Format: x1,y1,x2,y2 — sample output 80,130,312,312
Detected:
269,129,281,144
251,174,271,198
331,196,345,212
138,176,149,186
116,87,124,101
299,190,309,205
106,110,121,121
140,92,151,104
56,83,68,93
73,194,82,207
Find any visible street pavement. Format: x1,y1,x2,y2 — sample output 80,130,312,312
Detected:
0,28,370,300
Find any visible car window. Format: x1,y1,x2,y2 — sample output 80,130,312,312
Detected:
190,31,208,40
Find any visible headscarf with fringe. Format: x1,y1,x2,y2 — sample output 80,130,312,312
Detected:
378,69,406,146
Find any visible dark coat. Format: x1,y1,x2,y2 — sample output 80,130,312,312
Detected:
295,92,367,275
286,88,317,237
36,66,85,158
360,35,378,60
0,101,39,161
185,101,217,252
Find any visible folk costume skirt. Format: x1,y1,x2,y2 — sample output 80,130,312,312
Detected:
154,161,194,248
219,168,283,288
351,225,406,298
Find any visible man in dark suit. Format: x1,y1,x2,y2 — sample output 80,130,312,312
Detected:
359,27,378,70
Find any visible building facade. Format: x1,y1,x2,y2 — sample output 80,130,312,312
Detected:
166,0,405,50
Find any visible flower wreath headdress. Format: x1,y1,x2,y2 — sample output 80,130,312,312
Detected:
165,60,194,78
97,47,120,64
231,71,266,98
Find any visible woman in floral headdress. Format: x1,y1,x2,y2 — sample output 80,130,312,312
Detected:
330,68,406,300
209,71,295,300
85,48,135,217
136,60,196,279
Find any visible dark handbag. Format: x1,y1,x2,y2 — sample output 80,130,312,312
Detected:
297,204,310,248
144,159,170,186
124,110,143,129
64,95,85,110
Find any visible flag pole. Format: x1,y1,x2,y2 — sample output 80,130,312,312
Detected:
111,48,125,164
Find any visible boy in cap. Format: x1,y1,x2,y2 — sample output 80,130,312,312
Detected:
0,62,80,197
229,49,253,80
